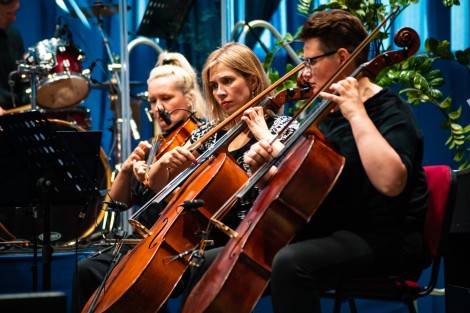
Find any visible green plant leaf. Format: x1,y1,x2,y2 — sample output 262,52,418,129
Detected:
454,150,464,162
287,0,470,168
449,107,463,120
439,97,453,110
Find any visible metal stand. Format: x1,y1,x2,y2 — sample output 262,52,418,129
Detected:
16,62,48,111
0,111,98,291
94,10,124,166
85,230,127,313
84,1,133,234
37,177,53,291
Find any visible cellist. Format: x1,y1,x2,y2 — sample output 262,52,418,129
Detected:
146,42,299,242
71,52,205,313
76,43,301,313
243,9,429,313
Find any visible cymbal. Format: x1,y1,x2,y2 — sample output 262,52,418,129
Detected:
72,1,131,18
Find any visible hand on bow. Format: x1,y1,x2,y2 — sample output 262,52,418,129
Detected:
244,139,278,188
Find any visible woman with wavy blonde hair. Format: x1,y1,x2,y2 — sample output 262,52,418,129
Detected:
201,42,273,129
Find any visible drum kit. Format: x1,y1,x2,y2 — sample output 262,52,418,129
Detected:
0,2,141,249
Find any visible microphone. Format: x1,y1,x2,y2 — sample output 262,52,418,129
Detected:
54,16,63,38
104,200,129,212
130,118,141,141
82,60,97,77
158,108,172,126
158,107,201,126
179,199,205,209
54,23,61,38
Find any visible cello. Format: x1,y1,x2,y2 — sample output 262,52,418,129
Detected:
138,114,201,191
81,110,200,312
152,110,203,161
81,64,310,312
180,24,421,313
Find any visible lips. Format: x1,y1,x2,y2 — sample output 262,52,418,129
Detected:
220,101,232,109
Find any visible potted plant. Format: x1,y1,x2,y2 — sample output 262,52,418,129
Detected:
264,0,470,169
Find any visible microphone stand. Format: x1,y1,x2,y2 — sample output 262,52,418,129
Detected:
93,3,134,234
16,61,48,291
17,61,46,111
8,71,17,108
95,12,123,165
85,231,127,313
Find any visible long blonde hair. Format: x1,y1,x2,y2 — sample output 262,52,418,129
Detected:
147,51,205,118
201,42,272,128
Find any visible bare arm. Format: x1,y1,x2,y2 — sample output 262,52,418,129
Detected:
109,141,151,205
320,77,407,196
146,145,198,192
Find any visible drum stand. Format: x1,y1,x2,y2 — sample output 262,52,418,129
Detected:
17,61,49,111
12,62,52,291
0,111,98,291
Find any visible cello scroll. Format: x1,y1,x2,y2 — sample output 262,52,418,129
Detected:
362,27,420,79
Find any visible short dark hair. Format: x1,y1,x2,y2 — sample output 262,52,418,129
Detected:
0,0,16,5
299,9,370,66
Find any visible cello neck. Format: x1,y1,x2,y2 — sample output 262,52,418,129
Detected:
130,93,288,221
239,25,421,199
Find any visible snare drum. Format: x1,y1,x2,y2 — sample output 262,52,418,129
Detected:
3,105,92,130
41,106,92,130
0,120,111,246
28,38,90,109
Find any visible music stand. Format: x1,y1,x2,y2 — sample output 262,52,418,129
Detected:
137,0,194,41
0,111,98,291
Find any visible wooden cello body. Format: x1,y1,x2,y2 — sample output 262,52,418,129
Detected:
82,152,248,313
154,117,199,160
81,83,310,313
181,129,345,313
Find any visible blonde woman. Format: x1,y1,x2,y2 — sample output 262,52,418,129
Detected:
71,51,204,313
147,42,298,238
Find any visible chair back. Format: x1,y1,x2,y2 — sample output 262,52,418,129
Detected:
423,165,456,259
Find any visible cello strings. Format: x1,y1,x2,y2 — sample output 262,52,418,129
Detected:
268,7,400,146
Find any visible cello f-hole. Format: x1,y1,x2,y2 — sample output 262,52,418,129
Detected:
149,218,169,250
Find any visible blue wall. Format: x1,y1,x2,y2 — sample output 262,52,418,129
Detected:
3,1,468,312
11,0,470,170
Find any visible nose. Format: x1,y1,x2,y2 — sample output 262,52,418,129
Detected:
301,68,313,84
152,102,163,116
214,85,226,100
